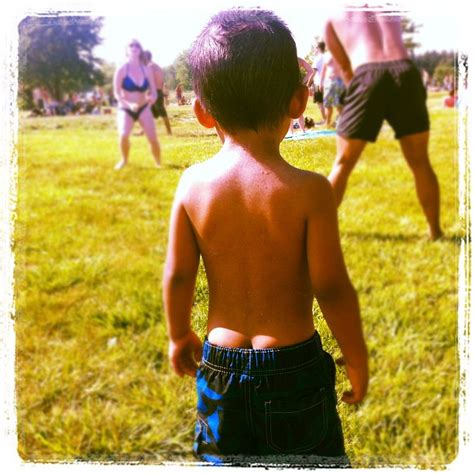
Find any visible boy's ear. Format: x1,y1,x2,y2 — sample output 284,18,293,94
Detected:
288,84,309,119
193,98,217,129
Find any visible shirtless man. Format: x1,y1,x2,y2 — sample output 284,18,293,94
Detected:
320,51,345,127
311,41,327,123
143,50,172,135
324,7,442,240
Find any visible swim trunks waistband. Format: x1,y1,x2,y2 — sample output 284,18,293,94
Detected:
354,58,413,75
202,332,324,375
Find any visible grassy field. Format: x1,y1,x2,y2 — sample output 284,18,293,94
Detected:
14,92,461,467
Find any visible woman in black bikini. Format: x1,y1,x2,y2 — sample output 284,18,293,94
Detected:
113,39,161,169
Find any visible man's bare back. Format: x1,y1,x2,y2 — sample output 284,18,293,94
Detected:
180,144,324,348
326,8,408,80
149,61,164,90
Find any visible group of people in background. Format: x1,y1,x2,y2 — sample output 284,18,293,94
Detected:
289,40,346,134
27,31,457,180
29,85,114,117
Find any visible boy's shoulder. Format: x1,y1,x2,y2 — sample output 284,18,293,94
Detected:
179,156,217,183
174,157,220,200
177,157,334,213
284,162,331,188
289,166,335,211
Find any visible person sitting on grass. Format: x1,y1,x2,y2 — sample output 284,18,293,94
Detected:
163,9,368,466
288,57,315,135
175,84,186,105
443,87,457,108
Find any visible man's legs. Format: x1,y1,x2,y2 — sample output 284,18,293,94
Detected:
328,135,367,206
325,106,334,128
318,102,326,122
314,87,326,124
399,131,442,240
162,115,172,135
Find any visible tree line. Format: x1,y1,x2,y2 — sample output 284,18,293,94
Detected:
19,15,106,108
18,15,460,110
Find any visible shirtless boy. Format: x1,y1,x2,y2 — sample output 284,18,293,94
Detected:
163,9,368,464
324,6,442,240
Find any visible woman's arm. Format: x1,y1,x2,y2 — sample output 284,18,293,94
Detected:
113,66,128,108
298,57,316,87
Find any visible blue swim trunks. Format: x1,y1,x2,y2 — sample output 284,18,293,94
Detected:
194,332,349,467
323,77,345,108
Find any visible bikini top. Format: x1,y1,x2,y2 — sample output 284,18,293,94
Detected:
122,64,149,92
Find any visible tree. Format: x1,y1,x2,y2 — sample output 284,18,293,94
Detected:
163,64,177,91
432,58,456,87
100,60,116,96
401,17,421,56
19,15,105,101
414,50,456,77
305,36,324,66
174,50,192,90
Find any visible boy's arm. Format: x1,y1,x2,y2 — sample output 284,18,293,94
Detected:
323,20,353,85
163,172,202,377
306,176,368,404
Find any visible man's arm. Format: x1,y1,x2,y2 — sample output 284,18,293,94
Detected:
163,172,202,377
323,20,353,85
306,176,368,404
145,66,158,104
319,57,327,90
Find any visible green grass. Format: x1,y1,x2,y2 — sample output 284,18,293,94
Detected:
15,92,461,466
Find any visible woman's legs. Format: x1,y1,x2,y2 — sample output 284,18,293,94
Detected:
115,109,134,169
297,114,306,133
139,106,161,167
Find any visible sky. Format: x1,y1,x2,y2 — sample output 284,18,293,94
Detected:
92,0,463,68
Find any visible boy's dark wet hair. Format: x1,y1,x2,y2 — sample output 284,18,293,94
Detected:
188,9,300,132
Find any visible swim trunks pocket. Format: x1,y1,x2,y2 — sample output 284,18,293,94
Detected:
195,415,210,445
264,387,327,454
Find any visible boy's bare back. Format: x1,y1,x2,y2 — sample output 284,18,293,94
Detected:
178,144,332,348
164,8,367,405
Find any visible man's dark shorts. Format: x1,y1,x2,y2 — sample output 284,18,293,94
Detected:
194,332,349,467
337,59,430,142
151,89,168,118
313,88,323,104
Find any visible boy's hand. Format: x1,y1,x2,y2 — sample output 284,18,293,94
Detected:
168,331,203,378
337,357,369,405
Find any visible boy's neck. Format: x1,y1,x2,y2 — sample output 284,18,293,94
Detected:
219,125,287,162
